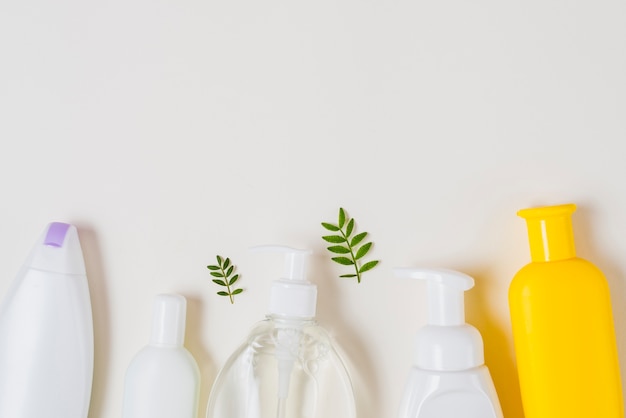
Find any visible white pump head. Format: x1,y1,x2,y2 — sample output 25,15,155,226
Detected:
394,268,474,326
251,245,317,319
394,267,484,371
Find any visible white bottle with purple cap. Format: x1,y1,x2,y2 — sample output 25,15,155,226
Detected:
121,294,200,418
0,222,94,418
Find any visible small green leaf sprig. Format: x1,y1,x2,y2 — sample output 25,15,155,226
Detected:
322,208,379,283
207,255,243,304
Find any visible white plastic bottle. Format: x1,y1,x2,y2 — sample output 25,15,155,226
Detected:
0,222,94,418
394,268,503,418
121,293,200,418
206,246,356,418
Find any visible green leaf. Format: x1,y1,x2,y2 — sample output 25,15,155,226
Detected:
350,232,367,246
322,235,346,243
345,218,355,237
355,242,372,260
321,222,340,231
359,260,379,273
322,208,379,283
327,245,350,254
209,255,243,302
338,208,346,228
229,274,239,285
332,256,354,265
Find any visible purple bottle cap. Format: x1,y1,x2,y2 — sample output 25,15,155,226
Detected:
44,222,71,247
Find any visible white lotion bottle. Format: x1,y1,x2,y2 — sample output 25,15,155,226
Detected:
0,222,94,418
394,268,503,418
121,293,200,418
206,246,356,418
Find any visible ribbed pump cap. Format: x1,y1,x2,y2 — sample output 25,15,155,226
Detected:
251,246,317,319
150,294,187,347
28,222,86,275
394,268,485,371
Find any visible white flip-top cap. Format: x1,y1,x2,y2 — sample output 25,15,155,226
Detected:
28,222,86,275
394,268,484,371
150,294,187,347
252,246,317,319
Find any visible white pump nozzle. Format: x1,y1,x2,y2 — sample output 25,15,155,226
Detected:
251,245,311,281
394,267,484,371
394,268,474,326
250,245,317,319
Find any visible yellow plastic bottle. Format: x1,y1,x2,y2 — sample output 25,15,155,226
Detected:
509,203,623,418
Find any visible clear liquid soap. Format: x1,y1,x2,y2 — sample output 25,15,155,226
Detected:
205,246,356,418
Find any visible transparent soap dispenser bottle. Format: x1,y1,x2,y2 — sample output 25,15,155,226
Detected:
205,246,356,418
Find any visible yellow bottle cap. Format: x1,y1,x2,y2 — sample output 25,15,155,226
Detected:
517,203,577,262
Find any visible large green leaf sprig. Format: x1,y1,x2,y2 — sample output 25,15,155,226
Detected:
321,208,379,283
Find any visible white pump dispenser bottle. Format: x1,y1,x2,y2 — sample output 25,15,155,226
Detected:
394,268,503,418
206,245,356,418
121,294,200,418
0,222,94,418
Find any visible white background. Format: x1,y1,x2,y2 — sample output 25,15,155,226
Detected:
1,1,626,417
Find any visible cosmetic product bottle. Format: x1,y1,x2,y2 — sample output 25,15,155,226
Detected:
509,203,623,418
394,267,503,418
206,245,356,418
0,222,94,418
121,293,200,418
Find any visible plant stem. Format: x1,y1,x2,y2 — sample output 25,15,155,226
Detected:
220,264,234,304
340,226,361,283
